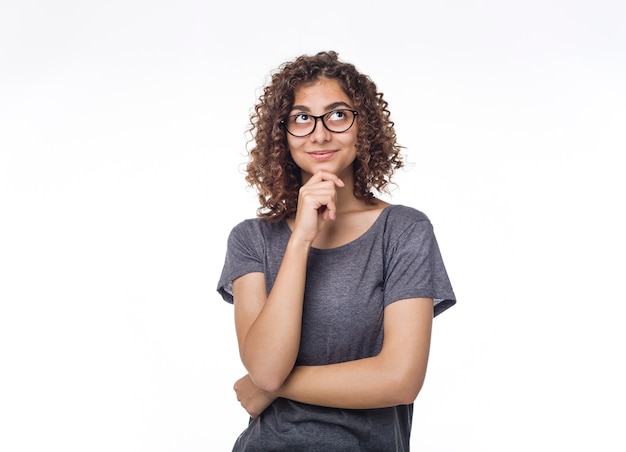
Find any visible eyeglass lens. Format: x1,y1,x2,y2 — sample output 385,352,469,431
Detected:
285,109,356,137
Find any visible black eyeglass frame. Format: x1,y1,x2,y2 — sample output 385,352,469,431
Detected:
280,109,358,137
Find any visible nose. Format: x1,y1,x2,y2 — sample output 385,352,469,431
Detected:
310,117,331,142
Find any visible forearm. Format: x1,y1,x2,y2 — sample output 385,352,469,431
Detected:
276,298,433,409
277,354,426,409
240,238,311,391
234,354,423,419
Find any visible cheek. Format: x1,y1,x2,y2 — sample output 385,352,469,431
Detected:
343,133,359,152
286,136,300,153
346,125,358,147
287,142,303,164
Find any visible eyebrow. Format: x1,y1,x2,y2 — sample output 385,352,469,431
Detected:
290,101,353,113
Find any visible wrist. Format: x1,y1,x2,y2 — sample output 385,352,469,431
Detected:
286,234,313,252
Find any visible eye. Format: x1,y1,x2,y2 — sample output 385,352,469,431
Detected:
328,110,346,121
293,113,311,124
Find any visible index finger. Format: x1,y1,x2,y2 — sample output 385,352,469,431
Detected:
308,170,345,187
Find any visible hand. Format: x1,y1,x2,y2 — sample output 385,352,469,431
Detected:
234,374,277,418
292,170,344,244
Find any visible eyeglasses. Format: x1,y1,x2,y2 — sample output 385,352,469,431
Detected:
281,109,358,137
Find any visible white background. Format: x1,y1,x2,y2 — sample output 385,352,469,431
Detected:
1,1,624,450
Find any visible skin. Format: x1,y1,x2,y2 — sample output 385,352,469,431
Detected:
233,77,434,418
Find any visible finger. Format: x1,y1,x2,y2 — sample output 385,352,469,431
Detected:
300,185,338,209
309,170,344,188
326,202,337,220
318,197,338,221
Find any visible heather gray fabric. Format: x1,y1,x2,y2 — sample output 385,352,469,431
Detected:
217,204,456,451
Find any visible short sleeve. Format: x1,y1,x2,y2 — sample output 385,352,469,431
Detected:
383,211,456,317
216,221,265,304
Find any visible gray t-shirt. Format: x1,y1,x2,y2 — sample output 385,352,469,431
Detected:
217,204,456,451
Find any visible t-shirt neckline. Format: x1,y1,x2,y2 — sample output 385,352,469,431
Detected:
279,204,394,252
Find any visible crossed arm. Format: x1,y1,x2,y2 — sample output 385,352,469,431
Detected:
232,269,433,417
232,171,434,417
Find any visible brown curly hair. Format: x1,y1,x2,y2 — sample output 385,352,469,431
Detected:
245,50,404,221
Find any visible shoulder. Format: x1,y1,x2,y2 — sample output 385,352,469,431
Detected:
227,217,286,245
230,217,278,235
382,204,432,229
377,204,435,246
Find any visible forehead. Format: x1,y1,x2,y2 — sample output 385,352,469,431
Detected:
293,78,351,107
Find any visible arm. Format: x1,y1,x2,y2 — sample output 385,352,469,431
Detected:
234,171,344,392
234,297,433,416
278,296,433,408
233,242,308,392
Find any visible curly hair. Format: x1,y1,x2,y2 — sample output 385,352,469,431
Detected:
245,50,404,221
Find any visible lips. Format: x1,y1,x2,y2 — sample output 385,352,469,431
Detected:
308,150,337,161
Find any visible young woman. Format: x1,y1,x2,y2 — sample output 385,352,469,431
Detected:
217,50,456,451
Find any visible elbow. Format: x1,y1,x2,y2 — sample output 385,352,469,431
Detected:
396,379,424,405
247,368,288,394
380,345,430,405
253,377,284,394
241,351,293,393
391,369,426,405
